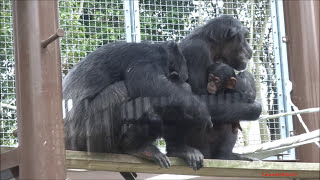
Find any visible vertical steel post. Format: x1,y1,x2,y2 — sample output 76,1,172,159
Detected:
270,0,295,160
124,0,140,42
12,0,66,179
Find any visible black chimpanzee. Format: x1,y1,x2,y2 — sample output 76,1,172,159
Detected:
206,62,256,103
63,15,262,180
174,61,258,161
164,15,261,168
63,41,212,166
205,61,257,133
106,61,259,173
207,61,242,134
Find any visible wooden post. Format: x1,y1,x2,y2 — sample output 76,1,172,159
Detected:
11,0,66,178
283,0,320,162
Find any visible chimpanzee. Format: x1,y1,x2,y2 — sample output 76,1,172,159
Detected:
63,41,212,166
207,61,242,134
177,62,258,161
119,64,259,173
63,15,262,180
164,15,261,168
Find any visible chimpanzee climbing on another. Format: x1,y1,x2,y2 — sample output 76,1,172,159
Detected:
63,41,212,168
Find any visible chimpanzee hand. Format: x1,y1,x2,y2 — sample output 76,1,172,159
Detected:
167,145,204,171
134,144,171,168
165,93,213,129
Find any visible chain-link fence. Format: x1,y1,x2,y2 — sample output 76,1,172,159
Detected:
0,0,293,160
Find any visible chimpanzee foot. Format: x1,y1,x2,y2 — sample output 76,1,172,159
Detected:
167,145,204,171
133,144,171,168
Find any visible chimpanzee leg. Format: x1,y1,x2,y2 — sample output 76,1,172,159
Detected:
165,125,205,171
119,111,171,168
208,124,256,161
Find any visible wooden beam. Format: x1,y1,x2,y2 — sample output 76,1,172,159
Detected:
1,148,319,178
66,150,319,179
0,147,19,171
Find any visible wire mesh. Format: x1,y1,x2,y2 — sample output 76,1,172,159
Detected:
58,0,126,76
0,0,18,147
1,0,284,157
139,0,281,147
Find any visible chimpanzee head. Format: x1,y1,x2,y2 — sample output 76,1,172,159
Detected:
164,41,189,82
206,62,237,94
198,15,253,71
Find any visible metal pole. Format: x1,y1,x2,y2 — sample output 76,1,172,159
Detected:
12,0,66,179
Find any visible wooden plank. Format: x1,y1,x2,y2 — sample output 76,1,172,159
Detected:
0,147,19,170
1,148,319,178
66,150,320,179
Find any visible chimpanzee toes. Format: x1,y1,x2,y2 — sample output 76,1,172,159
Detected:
154,153,171,168
184,149,204,171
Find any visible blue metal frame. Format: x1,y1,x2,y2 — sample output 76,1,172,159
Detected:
124,1,140,43
270,0,295,160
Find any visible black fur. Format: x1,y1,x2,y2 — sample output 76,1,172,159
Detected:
63,41,212,165
63,15,262,178
172,62,260,161
164,15,260,166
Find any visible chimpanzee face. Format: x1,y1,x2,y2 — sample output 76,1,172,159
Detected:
207,73,222,94
220,28,252,71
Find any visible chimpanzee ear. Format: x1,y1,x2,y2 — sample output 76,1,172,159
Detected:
226,77,237,89
224,27,240,39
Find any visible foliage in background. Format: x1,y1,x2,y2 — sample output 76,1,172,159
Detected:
0,0,17,146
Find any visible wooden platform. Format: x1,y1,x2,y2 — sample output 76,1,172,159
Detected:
1,148,319,179
66,150,319,179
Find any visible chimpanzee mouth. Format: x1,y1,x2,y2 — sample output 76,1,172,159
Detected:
213,56,225,62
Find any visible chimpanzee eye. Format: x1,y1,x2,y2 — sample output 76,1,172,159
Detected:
214,77,220,83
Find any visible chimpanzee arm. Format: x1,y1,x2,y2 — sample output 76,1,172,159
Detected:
126,63,212,128
207,99,262,123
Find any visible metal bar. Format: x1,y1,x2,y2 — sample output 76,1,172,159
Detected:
133,0,141,42
270,0,295,160
124,0,140,43
11,0,66,179
124,1,133,42
275,0,296,160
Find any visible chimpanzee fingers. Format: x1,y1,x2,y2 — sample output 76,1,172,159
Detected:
164,155,172,168
185,154,195,170
197,155,204,170
191,157,198,171
185,154,198,171
199,156,204,168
